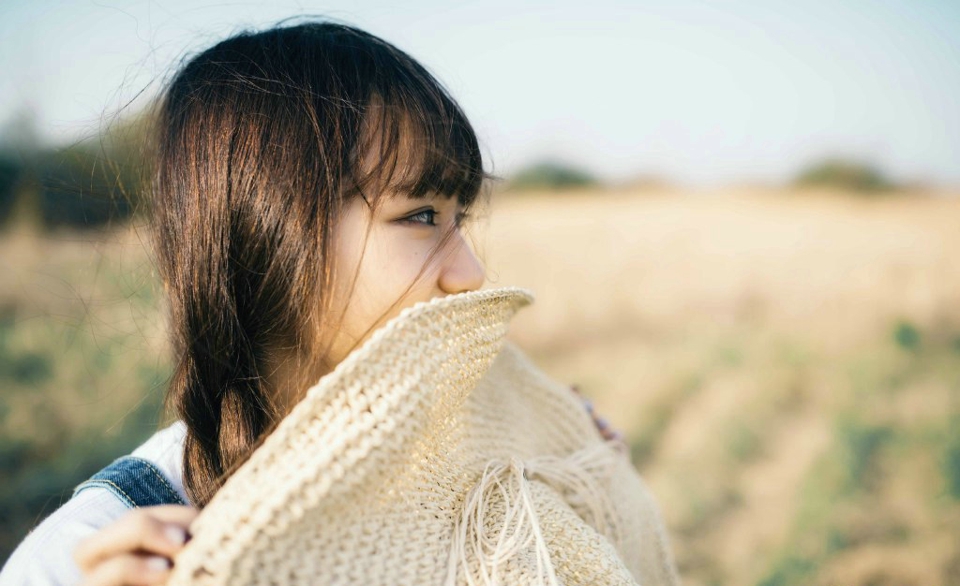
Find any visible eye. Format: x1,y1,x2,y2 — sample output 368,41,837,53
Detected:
400,208,437,226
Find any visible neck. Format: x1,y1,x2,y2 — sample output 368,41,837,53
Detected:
263,351,333,416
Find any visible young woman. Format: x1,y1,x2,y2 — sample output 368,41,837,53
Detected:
0,20,667,586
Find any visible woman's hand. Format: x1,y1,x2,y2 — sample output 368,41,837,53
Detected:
74,504,198,586
570,384,626,450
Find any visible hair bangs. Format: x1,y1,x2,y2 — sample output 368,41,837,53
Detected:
352,85,485,209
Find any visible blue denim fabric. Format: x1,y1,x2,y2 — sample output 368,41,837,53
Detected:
71,456,186,508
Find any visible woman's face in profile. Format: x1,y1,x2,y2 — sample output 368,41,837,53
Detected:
319,191,485,367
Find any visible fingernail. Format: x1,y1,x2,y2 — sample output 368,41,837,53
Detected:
146,556,172,572
164,525,187,547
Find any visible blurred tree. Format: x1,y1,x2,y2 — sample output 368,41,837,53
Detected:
0,109,39,228
33,145,131,227
507,160,600,191
0,108,42,152
0,154,22,227
0,107,150,230
793,158,897,193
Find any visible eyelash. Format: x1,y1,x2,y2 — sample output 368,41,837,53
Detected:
400,208,471,228
403,209,438,226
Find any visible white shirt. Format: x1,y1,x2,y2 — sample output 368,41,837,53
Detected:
0,421,189,586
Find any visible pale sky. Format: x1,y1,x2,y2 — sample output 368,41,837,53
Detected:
1,0,957,186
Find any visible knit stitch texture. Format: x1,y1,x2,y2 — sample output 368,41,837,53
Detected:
167,287,680,586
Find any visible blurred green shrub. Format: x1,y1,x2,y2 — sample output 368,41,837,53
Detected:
793,158,896,193
757,554,816,586
943,422,960,500
726,420,764,463
893,320,922,351
837,419,893,493
0,351,53,386
507,160,600,191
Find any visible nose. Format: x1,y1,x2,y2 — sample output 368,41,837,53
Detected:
438,231,485,294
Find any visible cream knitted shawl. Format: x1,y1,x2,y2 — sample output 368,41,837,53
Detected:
167,287,680,586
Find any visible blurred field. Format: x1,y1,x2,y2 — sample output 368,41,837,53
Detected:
2,186,960,585
483,187,960,586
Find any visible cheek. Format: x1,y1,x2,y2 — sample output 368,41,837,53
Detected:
367,235,434,300
380,238,432,281
344,233,432,328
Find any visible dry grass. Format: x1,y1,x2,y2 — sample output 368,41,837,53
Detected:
2,186,959,584
478,186,960,586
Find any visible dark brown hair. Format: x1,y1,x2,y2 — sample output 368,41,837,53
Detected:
149,20,487,507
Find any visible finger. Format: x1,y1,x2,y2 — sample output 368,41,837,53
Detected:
133,504,200,527
79,553,171,586
74,506,196,572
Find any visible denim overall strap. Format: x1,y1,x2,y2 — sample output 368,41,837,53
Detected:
72,456,187,508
